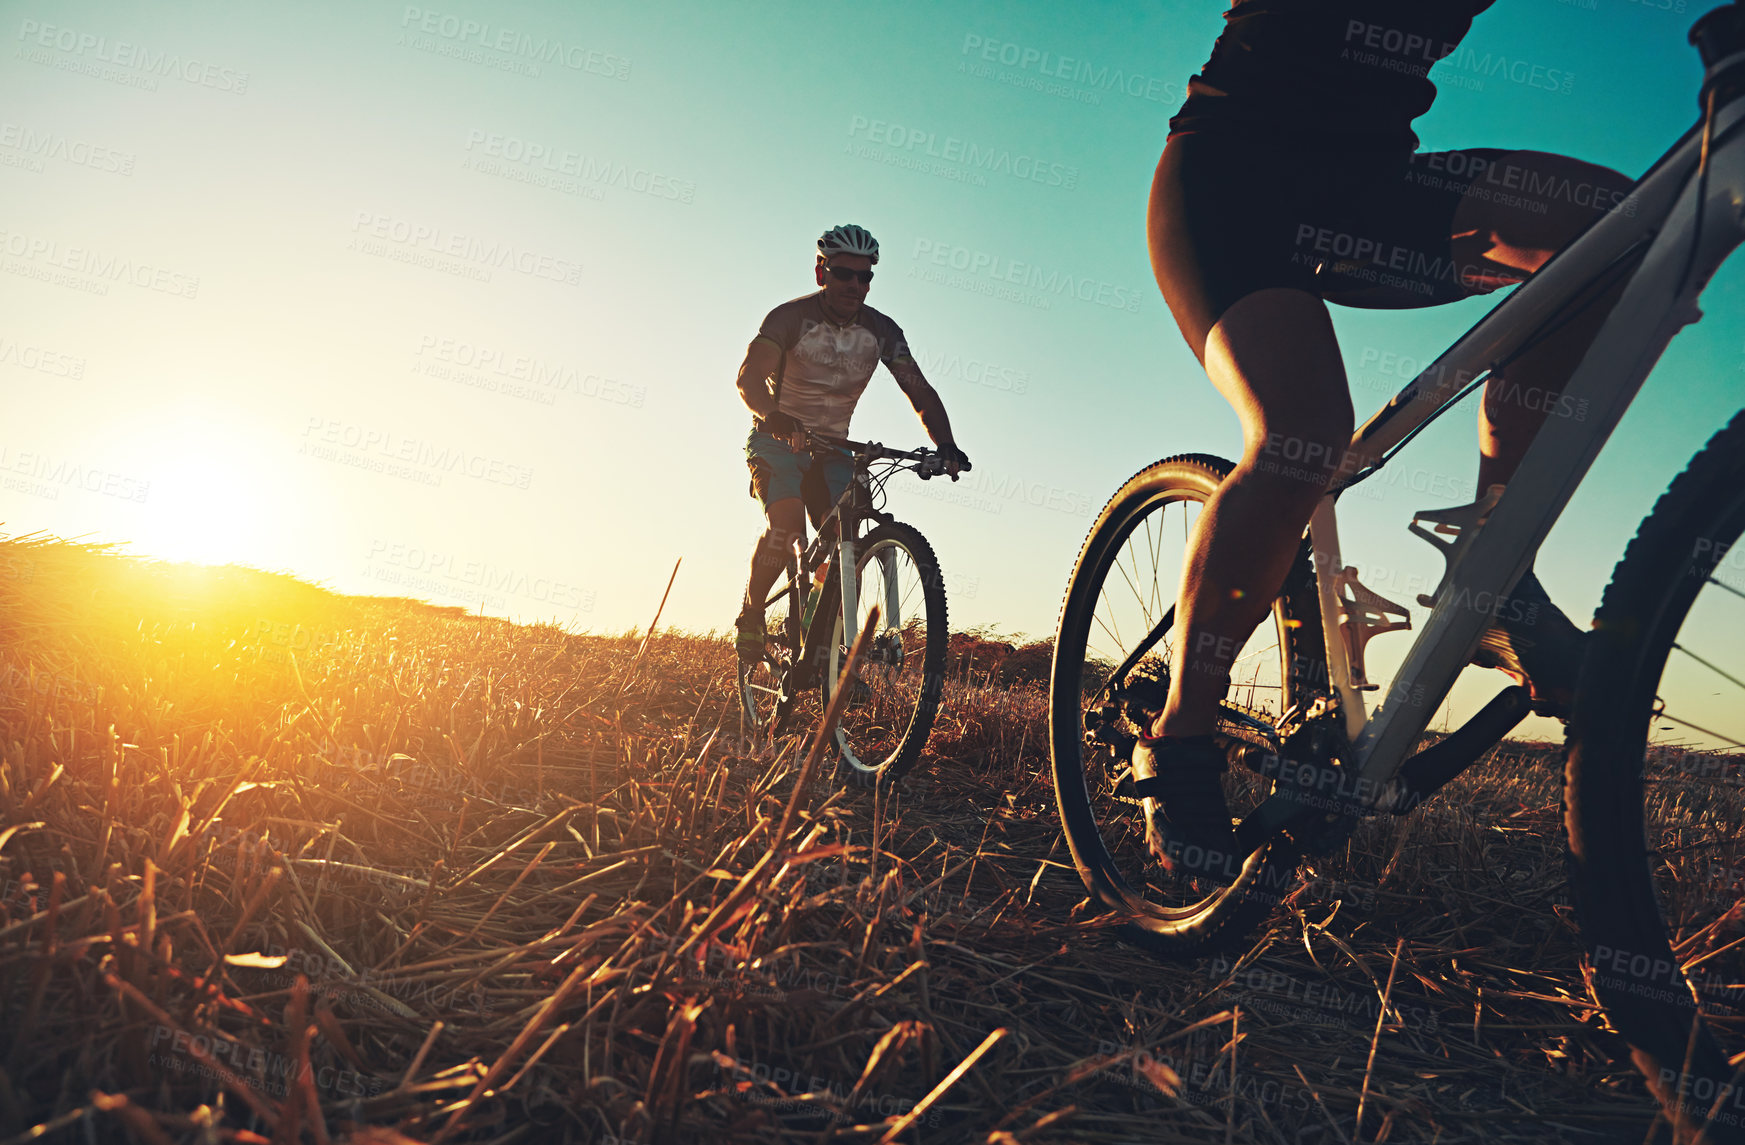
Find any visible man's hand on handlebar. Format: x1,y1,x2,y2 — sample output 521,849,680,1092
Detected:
917,443,971,480
940,443,971,480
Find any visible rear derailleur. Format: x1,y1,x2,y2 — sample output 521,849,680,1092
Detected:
1081,671,1169,785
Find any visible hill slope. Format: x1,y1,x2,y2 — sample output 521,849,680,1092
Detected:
0,538,1661,1143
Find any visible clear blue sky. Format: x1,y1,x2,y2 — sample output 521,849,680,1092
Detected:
2,0,1738,735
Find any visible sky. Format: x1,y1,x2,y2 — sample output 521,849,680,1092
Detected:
2,0,1740,738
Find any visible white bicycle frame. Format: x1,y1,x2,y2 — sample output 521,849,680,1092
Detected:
1305,89,1745,794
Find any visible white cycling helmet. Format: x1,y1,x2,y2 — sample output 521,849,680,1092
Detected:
817,224,879,264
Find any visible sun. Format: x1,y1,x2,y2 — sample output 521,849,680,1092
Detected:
127,412,284,567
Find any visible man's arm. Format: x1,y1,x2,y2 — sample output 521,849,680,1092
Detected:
735,337,783,419
888,359,967,473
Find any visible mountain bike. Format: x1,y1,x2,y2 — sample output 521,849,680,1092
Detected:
738,434,956,787
1049,7,1745,1137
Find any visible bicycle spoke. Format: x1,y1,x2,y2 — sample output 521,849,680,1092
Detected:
1671,642,1745,694
1706,575,1745,602
829,529,944,781
1126,523,1149,629
895,577,919,623
1091,607,1126,661
1112,546,1150,630
1144,512,1165,626
1144,520,1158,624
1652,711,1745,750
1095,569,1128,656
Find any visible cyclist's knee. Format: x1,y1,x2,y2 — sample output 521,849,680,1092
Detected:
764,497,805,529
759,500,807,553
1242,413,1353,492
1250,403,1353,462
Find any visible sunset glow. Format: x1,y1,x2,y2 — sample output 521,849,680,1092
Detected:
2,0,1739,726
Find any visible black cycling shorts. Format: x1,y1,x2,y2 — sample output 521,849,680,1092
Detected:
1151,134,1523,359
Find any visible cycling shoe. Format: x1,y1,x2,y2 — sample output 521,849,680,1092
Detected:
1471,570,1587,719
1129,734,1246,885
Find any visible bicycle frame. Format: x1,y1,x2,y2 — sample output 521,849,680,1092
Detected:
1298,84,1745,799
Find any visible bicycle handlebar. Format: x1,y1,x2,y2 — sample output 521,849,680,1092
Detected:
794,432,913,461
797,432,965,479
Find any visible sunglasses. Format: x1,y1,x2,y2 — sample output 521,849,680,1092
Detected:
825,265,874,284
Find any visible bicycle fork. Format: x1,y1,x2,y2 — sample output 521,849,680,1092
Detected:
836,536,859,652
813,535,903,685
789,534,863,691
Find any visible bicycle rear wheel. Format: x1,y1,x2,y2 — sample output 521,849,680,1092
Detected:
818,521,948,788
1050,455,1326,955
1565,411,1745,1143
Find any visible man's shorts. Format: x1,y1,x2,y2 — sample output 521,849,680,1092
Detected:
746,429,854,529
1151,134,1527,359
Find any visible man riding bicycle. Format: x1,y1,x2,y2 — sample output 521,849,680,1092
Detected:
734,224,970,656
1139,2,1635,880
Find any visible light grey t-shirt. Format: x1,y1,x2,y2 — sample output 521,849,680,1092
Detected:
754,292,914,439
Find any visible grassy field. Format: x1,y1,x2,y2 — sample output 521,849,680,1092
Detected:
0,537,1686,1143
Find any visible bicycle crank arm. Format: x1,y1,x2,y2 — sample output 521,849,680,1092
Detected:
1234,791,1320,855
1375,685,1531,814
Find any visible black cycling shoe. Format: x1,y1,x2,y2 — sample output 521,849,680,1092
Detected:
1129,734,1246,885
1471,570,1587,719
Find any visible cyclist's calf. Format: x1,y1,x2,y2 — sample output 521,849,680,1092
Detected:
745,497,810,608
751,522,804,577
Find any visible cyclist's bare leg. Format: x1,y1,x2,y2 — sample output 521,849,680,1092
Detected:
1446,151,1633,492
744,497,807,616
1476,285,1622,493
1155,288,1355,738
1142,153,1629,740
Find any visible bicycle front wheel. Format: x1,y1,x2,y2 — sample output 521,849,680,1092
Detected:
819,521,948,788
1050,455,1325,955
1565,411,1745,1142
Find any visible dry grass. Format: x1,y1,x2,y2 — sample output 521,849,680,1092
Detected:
0,537,1680,1143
